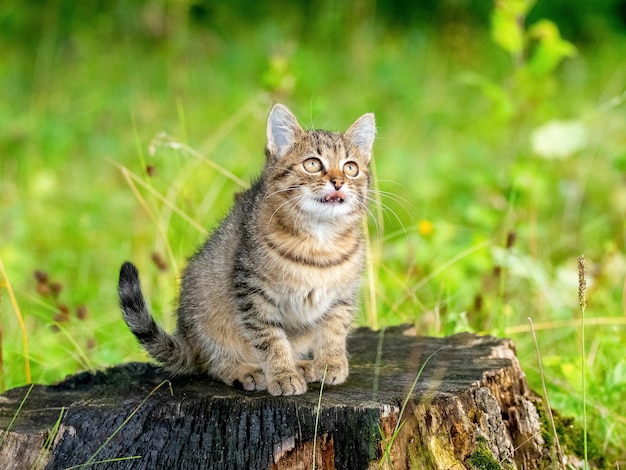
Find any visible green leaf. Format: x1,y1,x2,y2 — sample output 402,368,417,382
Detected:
527,19,577,77
613,153,626,172
490,0,535,56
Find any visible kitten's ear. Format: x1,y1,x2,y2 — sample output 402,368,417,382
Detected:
345,113,376,163
266,104,304,159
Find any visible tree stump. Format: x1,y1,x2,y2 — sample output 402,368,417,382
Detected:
0,326,554,469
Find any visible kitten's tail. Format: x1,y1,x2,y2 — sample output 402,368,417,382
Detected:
118,261,193,374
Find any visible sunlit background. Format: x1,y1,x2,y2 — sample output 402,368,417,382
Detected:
1,0,626,464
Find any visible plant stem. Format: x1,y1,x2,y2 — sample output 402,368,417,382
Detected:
578,255,589,468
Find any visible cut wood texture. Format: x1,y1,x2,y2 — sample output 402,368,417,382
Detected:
0,326,556,469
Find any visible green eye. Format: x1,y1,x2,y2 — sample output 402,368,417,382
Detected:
303,158,322,173
343,161,359,177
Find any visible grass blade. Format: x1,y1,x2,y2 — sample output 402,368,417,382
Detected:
117,165,179,275
70,380,173,469
312,365,328,470
528,317,564,468
0,256,30,384
109,159,208,236
0,384,34,449
362,217,379,330
379,345,450,468
30,406,65,470
152,133,249,188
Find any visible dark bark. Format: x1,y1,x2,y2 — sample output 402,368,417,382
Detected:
0,327,554,469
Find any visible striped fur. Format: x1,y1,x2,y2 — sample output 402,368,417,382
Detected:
119,104,376,396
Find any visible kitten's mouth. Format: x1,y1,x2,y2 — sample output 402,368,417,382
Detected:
322,190,346,203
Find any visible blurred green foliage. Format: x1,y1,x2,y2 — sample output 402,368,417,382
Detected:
1,0,626,465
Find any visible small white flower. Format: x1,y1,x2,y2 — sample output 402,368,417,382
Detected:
530,120,587,159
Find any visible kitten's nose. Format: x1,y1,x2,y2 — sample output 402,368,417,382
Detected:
330,177,344,190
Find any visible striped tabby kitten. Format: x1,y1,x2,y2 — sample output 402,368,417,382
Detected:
118,104,376,396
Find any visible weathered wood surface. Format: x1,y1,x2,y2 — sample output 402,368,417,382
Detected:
0,327,553,469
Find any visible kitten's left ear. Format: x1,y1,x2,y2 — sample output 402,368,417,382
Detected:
266,104,304,159
345,113,376,163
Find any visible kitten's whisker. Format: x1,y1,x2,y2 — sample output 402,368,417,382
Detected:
376,179,408,188
364,195,407,234
288,193,307,223
264,185,300,200
266,192,308,229
354,199,382,235
294,199,308,229
368,190,413,221
368,189,412,209
366,197,405,227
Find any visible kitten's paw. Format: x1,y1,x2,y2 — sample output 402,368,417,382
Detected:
267,369,307,396
315,356,349,385
297,360,318,383
232,367,267,392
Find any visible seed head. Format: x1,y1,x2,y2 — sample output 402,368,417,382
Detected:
577,255,587,310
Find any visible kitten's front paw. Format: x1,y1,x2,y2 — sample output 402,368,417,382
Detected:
315,356,349,385
297,360,318,383
267,369,307,396
231,367,267,392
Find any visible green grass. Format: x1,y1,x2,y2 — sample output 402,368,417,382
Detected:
1,4,626,465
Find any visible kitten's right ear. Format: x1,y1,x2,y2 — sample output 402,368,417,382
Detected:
345,112,376,163
266,104,304,159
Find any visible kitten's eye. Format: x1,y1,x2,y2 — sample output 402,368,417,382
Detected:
303,158,322,173
343,161,359,177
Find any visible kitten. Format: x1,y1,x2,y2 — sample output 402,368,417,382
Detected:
118,104,376,396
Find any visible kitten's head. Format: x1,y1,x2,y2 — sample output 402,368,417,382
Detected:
264,104,376,226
